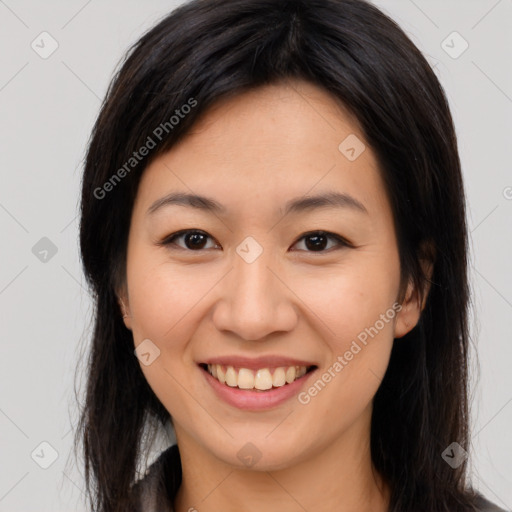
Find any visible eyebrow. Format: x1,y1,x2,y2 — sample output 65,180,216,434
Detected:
146,191,368,217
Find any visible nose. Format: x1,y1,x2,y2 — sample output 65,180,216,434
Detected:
212,243,298,341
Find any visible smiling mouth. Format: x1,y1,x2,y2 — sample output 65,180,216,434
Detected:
199,363,317,391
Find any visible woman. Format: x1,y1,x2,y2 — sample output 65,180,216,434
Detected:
75,0,507,511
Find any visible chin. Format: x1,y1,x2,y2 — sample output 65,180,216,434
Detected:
201,434,307,472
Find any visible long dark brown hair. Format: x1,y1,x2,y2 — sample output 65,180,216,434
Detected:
75,0,483,510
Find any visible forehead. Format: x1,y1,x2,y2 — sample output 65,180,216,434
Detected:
134,80,390,221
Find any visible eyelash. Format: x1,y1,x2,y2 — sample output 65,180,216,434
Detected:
158,229,353,254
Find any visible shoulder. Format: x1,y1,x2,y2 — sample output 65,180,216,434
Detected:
472,493,509,512
127,455,508,512
129,444,181,512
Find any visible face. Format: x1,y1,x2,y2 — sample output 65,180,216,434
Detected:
119,80,423,471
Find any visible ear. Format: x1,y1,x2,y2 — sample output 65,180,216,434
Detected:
394,244,435,339
117,288,133,331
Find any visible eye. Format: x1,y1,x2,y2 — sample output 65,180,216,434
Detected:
159,229,352,253
159,229,219,251
291,230,352,253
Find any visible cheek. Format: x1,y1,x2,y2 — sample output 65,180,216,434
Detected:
291,252,400,403
126,255,214,420
292,255,400,344
294,267,399,440
126,244,217,343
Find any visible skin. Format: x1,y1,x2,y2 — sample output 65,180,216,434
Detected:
118,79,431,512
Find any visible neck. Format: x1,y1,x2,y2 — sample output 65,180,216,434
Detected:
172,408,390,512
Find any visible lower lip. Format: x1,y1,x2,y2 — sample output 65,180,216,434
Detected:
200,365,317,410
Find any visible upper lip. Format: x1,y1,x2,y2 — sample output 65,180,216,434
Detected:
200,355,317,370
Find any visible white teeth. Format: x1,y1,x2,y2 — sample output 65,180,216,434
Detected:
206,364,310,391
238,368,254,389
225,366,237,387
254,369,273,390
285,366,296,383
272,367,286,387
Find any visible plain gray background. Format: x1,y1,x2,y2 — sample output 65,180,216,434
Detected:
0,1,511,510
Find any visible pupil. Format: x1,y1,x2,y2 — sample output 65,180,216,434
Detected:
187,232,206,249
306,234,327,251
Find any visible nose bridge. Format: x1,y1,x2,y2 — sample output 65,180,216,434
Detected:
234,243,273,304
212,236,297,340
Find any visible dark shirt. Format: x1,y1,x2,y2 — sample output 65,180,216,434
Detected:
130,444,508,512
